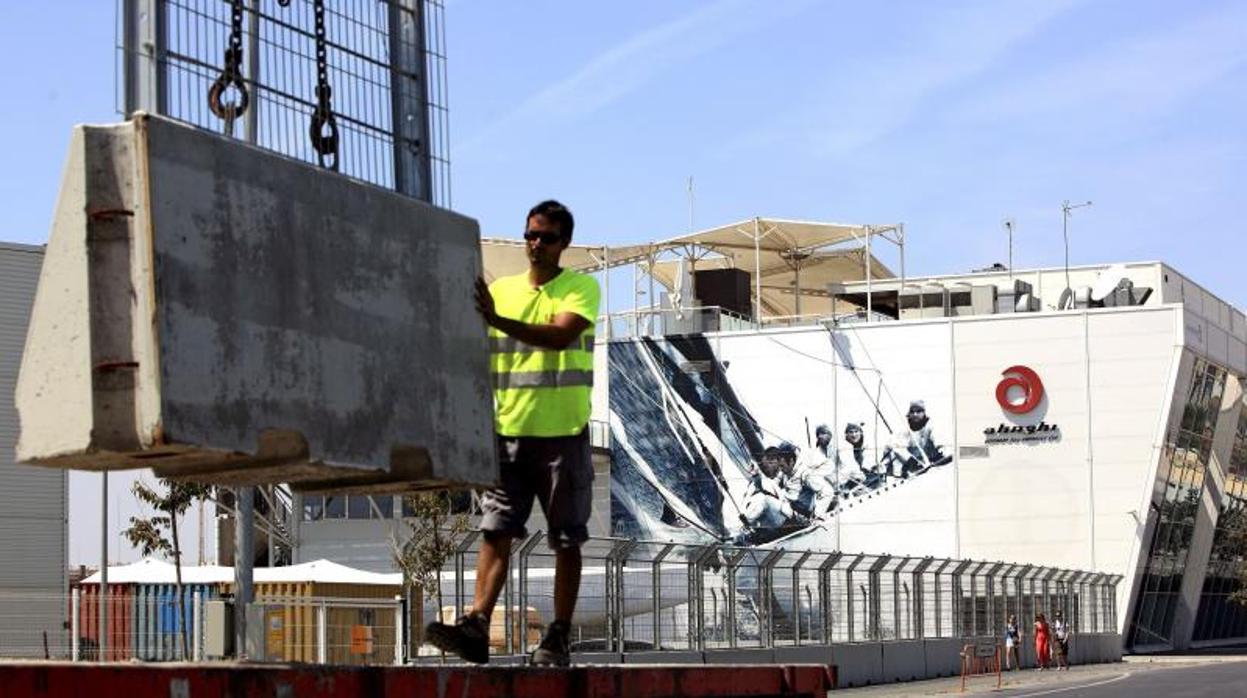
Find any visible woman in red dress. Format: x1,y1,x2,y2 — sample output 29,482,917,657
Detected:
1033,613,1051,670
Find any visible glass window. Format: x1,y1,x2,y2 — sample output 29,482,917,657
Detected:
372,495,394,519
348,495,371,519
302,494,324,521
1130,358,1230,648
323,495,346,519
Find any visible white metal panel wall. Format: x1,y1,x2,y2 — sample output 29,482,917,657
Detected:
1085,309,1184,593
0,244,68,590
954,313,1095,569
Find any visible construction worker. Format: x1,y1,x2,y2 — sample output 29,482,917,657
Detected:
424,200,600,667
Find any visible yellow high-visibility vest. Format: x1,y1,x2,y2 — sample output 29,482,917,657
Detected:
489,268,600,437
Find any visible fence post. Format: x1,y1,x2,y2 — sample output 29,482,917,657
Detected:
790,551,812,646
516,532,544,654
817,553,841,644
607,539,639,653
652,543,675,650
71,588,80,662
316,601,328,664
192,590,203,662
454,531,480,620
758,548,784,648
394,595,404,666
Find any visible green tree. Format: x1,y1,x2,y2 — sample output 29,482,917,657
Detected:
124,478,214,660
391,492,470,654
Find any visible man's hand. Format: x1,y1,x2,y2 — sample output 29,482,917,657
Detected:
474,277,497,326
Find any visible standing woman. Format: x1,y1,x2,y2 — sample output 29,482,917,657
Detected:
1004,614,1021,670
1033,613,1051,670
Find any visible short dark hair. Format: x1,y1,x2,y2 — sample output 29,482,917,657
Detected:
527,200,575,243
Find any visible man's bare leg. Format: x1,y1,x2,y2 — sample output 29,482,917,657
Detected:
552,546,582,623
471,534,512,620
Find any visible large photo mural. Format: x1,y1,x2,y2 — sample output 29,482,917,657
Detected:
609,323,958,556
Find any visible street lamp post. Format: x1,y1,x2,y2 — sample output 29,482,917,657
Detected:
1061,199,1093,294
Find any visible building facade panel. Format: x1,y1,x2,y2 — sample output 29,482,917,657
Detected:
0,244,68,596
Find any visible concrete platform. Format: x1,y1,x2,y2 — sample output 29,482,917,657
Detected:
15,114,495,489
0,662,833,698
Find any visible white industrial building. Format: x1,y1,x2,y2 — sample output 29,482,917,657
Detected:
285,221,1243,653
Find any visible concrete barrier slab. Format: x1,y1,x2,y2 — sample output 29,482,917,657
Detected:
703,648,775,664
829,643,884,688
881,640,927,683
923,638,964,678
16,114,494,488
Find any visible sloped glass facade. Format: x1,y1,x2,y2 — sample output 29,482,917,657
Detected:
1192,379,1247,642
1127,358,1227,647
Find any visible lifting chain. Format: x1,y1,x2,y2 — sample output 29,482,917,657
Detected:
308,0,340,171
207,0,249,135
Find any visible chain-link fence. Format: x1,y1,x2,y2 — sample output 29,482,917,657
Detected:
118,0,450,206
431,533,1123,659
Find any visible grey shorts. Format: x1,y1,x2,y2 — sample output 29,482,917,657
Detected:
479,429,593,549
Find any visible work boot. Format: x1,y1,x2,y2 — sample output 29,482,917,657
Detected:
530,620,571,667
425,613,490,664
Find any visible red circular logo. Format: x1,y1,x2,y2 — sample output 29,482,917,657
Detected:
996,365,1044,414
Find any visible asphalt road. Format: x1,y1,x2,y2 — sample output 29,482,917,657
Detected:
1003,661,1247,697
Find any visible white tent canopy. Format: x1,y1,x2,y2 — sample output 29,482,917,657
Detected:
80,557,402,586
482,217,903,322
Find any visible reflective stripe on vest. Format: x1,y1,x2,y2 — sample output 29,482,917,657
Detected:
492,368,594,390
488,335,595,354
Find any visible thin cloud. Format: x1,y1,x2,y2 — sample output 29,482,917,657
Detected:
723,0,1084,158
457,0,814,155
949,5,1247,126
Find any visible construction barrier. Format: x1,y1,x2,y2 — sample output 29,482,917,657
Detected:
0,662,832,698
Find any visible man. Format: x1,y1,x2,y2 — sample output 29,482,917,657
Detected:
881,400,952,478
837,422,880,495
786,435,837,520
1050,610,1072,670
424,200,600,666
740,446,793,529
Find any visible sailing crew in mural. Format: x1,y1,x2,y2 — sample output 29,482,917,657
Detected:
836,422,882,496
879,400,953,479
785,435,838,520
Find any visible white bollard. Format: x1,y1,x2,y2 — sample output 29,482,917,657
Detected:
317,601,328,664
394,596,404,666
192,591,203,662
71,588,80,662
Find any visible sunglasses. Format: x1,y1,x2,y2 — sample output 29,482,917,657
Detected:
523,230,564,245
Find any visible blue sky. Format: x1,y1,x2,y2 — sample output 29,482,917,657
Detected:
1,1,1243,565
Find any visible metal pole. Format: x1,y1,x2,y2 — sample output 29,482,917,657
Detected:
390,0,433,201
234,487,255,658
122,0,167,116
243,0,261,143
99,471,108,662
1062,201,1070,292
1004,219,1014,283
899,223,906,290
865,226,873,321
753,219,762,324
602,247,611,340
687,176,694,233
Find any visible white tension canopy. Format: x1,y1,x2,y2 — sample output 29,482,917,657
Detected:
481,217,904,326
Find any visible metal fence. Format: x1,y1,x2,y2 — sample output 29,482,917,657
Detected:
118,0,451,206
2,536,1120,664
435,534,1122,658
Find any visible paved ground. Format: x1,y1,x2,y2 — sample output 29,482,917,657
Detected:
837,655,1247,696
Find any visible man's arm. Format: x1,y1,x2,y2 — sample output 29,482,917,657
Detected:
474,277,590,350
